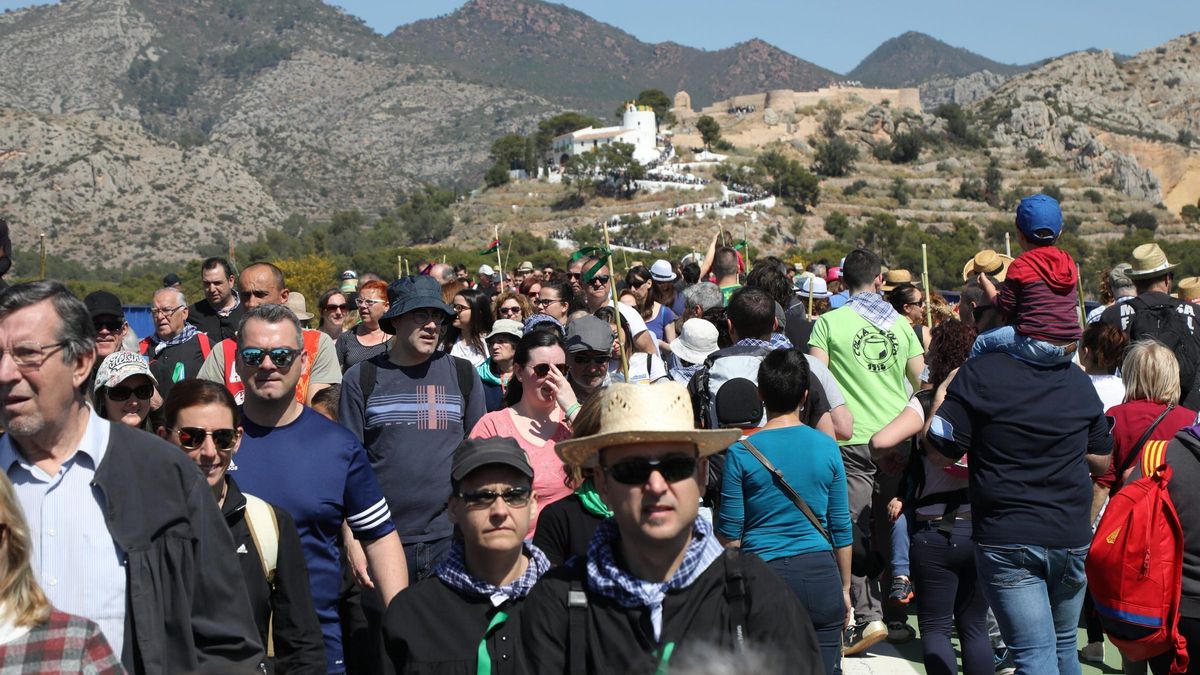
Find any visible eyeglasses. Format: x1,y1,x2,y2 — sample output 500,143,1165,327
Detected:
406,309,441,325
533,298,563,307
587,275,612,286
174,427,239,451
356,298,385,308
455,486,532,509
498,306,523,316
93,319,125,333
531,363,567,378
150,305,184,318
567,273,582,281
572,354,608,365
239,347,299,367
0,341,66,369
107,383,154,401
603,455,698,485
452,303,471,313
323,303,348,312
905,300,926,308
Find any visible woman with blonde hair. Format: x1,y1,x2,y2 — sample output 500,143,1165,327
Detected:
0,473,121,670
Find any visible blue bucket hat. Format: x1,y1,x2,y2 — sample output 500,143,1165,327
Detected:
1016,194,1063,245
379,275,454,335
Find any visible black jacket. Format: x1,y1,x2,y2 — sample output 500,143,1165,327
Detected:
520,550,822,674
531,494,604,566
188,300,245,345
1166,432,1200,618
145,334,209,400
384,576,526,675
92,423,264,673
221,478,326,674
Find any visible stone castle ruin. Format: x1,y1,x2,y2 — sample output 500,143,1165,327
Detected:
671,85,922,122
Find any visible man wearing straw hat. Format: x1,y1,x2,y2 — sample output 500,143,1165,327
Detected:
520,383,821,673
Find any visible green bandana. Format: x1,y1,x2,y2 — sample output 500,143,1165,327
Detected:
575,478,613,518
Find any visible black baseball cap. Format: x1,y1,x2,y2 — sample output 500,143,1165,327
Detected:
716,378,764,428
451,437,534,483
84,290,124,319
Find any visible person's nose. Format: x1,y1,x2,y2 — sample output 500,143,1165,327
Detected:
199,436,220,463
644,469,670,494
0,349,21,388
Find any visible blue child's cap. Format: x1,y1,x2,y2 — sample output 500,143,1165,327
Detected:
1016,194,1063,245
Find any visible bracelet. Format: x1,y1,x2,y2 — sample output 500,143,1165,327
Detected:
565,403,581,420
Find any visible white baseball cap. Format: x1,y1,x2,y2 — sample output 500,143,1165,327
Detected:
479,264,495,276
94,351,157,393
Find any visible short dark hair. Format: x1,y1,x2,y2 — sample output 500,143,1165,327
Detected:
713,247,740,278
681,262,701,284
887,283,921,313
757,348,810,414
201,257,236,280
163,379,239,430
842,249,882,290
727,286,775,340
746,265,792,309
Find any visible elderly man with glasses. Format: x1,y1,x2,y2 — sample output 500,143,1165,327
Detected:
138,286,212,400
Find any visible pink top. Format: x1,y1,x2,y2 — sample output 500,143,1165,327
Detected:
468,408,574,537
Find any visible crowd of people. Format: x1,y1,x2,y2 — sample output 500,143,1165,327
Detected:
3,193,1200,674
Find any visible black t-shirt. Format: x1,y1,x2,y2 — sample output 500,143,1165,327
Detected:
929,353,1112,548
531,493,604,566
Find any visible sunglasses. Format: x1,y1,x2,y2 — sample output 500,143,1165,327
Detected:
93,319,124,333
531,363,568,378
588,275,612,286
174,427,239,451
603,455,698,485
323,303,348,312
572,354,608,365
455,486,532,509
240,347,299,367
107,383,154,401
498,306,523,316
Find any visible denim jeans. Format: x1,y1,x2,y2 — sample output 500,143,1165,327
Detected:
970,325,1076,366
975,543,1090,675
765,550,845,675
891,510,911,577
911,520,991,675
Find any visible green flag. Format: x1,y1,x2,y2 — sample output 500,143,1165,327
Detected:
480,239,500,255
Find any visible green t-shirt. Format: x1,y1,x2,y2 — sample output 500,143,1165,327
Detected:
808,304,923,446
720,283,742,306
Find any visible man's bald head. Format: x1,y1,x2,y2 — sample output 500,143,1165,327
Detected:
239,262,288,308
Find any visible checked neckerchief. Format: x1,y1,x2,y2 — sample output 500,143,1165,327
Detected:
847,291,900,332
436,539,550,607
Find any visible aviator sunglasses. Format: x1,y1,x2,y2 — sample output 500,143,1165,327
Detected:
174,427,239,451
240,347,300,367
603,455,698,485
455,486,532,509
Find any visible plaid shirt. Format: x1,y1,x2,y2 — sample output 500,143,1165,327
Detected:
436,539,550,607
586,516,724,640
847,291,900,332
0,610,122,673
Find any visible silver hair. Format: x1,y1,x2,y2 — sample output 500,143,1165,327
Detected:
0,281,94,365
683,282,723,314
236,304,303,349
153,286,186,307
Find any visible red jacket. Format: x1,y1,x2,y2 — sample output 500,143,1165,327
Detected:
995,245,1081,342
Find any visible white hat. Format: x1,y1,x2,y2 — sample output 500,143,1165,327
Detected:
650,259,677,282
795,276,831,299
669,318,720,365
94,351,157,393
479,264,495,276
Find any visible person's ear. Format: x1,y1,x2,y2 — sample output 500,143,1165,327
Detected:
280,288,290,304
156,426,168,440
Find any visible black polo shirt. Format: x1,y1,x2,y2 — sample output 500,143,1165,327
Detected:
929,353,1112,548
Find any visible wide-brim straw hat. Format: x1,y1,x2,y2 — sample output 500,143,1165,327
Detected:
1179,277,1200,301
1126,243,1178,280
881,269,917,292
285,292,314,321
555,383,741,468
962,250,1014,282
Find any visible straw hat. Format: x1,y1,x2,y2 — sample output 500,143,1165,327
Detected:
1179,277,1200,302
284,292,314,321
962,250,1014,282
555,383,741,468
1126,243,1178,280
882,269,916,292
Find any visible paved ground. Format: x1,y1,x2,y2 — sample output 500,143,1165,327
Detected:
840,613,1126,674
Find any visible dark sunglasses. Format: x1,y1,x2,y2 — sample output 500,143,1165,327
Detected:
175,427,239,451
107,383,154,401
498,306,523,315
240,347,299,367
604,455,698,485
588,275,612,286
323,303,348,312
93,319,124,333
455,486,532,509
567,273,582,281
532,363,568,378
572,354,608,365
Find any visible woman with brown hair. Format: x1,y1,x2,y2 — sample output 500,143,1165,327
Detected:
316,288,350,341
492,290,532,324
0,473,121,671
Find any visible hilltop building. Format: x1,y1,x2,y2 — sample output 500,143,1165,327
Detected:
671,85,922,121
549,103,658,167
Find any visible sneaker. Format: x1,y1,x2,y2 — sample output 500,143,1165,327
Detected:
1080,641,1105,663
842,620,888,656
888,575,914,605
994,647,1016,675
886,620,915,643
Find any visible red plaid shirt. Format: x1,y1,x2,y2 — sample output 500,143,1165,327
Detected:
0,610,122,673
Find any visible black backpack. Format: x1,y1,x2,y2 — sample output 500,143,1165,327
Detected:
1126,297,1200,397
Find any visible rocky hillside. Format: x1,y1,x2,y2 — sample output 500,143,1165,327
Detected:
849,32,1025,88
389,0,839,113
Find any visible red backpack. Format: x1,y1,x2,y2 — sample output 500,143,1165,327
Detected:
1087,439,1189,673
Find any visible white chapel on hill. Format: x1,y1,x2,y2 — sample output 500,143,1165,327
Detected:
549,103,659,167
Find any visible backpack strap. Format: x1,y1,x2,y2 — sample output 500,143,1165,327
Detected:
1114,404,1175,489
567,576,588,674
740,438,833,544
196,332,211,360
138,336,152,356
1140,439,1171,478
242,494,279,584
359,356,381,447
723,547,747,650
450,354,474,411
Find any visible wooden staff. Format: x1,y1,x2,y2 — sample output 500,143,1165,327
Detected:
922,243,932,328
397,255,403,278
1077,263,1087,328
1005,232,1012,258
743,220,752,268
39,233,46,281
405,258,410,277
808,277,814,316
494,225,505,293
603,224,629,382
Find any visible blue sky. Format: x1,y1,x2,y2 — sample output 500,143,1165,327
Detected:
2,0,1196,73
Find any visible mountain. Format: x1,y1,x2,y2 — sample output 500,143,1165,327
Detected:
388,0,838,113
849,31,1026,87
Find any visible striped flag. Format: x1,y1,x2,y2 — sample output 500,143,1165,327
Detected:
480,239,501,255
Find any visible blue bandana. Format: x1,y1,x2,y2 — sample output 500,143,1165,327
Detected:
586,516,723,640
436,539,550,607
